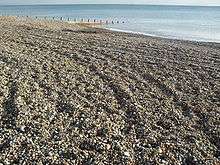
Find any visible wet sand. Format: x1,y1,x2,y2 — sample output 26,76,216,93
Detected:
0,17,219,164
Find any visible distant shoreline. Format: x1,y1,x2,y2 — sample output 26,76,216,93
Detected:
74,19,220,44
1,4,219,43
104,27,220,44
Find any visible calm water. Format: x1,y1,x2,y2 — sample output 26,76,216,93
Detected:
0,4,220,42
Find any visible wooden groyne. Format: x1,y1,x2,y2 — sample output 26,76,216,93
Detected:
3,14,125,25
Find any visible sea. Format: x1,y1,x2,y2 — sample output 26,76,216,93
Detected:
0,4,220,43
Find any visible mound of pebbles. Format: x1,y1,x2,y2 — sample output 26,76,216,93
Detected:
0,17,219,164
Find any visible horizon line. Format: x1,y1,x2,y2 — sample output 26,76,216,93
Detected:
0,4,220,7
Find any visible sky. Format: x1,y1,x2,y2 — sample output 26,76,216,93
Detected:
0,0,219,6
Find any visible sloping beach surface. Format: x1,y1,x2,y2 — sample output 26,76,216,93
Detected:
0,17,219,164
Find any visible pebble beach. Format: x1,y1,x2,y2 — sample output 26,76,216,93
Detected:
0,16,219,164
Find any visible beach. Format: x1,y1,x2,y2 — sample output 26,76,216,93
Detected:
0,17,219,164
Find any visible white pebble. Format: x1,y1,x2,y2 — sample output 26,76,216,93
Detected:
124,151,130,157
